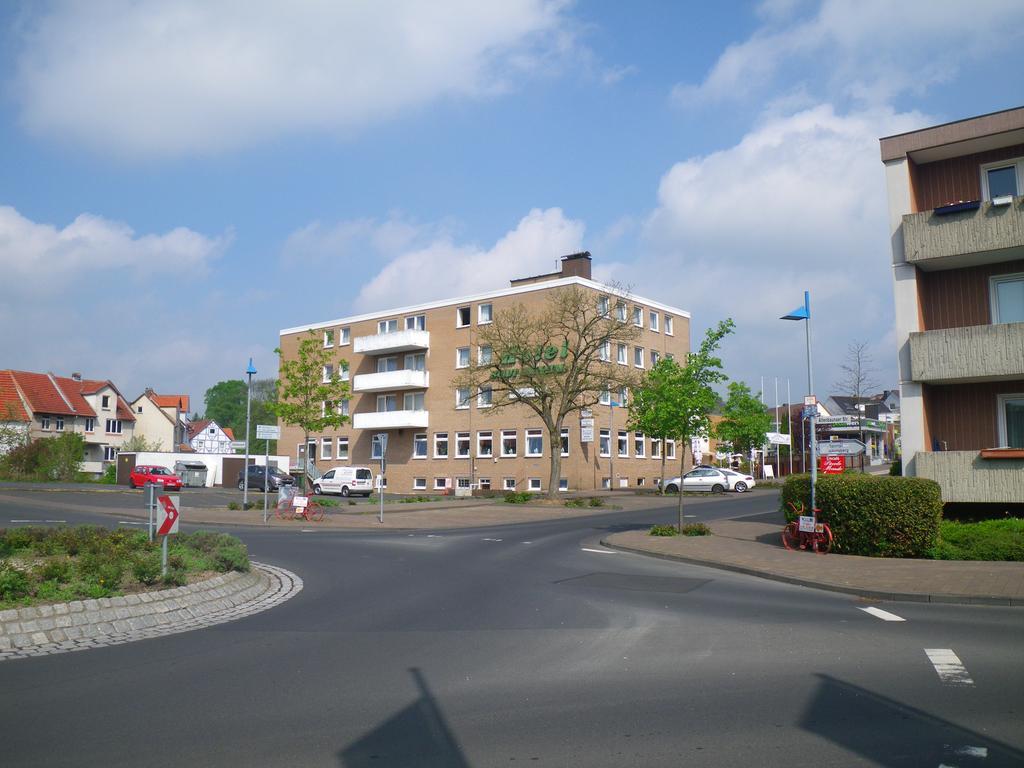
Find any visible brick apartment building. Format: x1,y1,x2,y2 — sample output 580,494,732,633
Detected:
277,253,692,493
880,106,1024,505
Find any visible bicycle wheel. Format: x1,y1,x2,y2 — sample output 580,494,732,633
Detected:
781,522,802,551
302,502,324,522
275,501,294,521
812,523,833,554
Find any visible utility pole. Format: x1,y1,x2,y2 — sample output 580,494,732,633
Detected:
243,358,256,508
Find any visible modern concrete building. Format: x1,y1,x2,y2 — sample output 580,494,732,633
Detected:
277,253,692,493
880,106,1024,505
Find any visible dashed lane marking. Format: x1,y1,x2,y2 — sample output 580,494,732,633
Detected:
118,521,145,526
925,649,974,686
44,519,67,523
482,538,503,542
522,541,533,544
10,519,34,523
581,547,617,554
860,606,906,622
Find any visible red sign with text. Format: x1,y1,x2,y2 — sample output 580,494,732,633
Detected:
819,456,844,474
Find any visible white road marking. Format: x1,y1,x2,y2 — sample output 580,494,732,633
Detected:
482,537,503,542
522,541,533,544
44,519,67,523
925,649,974,686
860,606,906,622
300,529,315,533
426,534,441,538
117,521,145,526
10,519,34,523
581,547,617,554
956,746,988,758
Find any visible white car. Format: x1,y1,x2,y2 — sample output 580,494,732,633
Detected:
718,468,756,493
313,466,374,497
663,467,756,494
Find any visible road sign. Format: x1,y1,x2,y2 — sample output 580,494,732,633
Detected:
230,440,246,451
765,431,791,445
375,433,389,454
819,455,844,474
156,495,180,535
804,395,817,406
580,418,594,443
817,439,866,456
581,408,592,418
256,424,280,440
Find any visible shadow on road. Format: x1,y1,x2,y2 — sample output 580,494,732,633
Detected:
339,667,470,768
802,674,1024,766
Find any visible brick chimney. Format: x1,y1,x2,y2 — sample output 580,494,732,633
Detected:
71,372,82,382
560,251,592,279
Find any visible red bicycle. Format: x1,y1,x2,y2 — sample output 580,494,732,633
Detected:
782,501,833,554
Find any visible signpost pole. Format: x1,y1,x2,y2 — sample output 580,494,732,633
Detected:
264,439,270,524
608,400,614,491
243,358,257,508
787,379,793,476
161,533,168,577
376,433,388,525
147,483,155,542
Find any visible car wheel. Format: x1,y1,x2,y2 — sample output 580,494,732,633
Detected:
313,484,322,495
665,484,679,494
712,484,725,494
734,482,748,493
341,486,350,497
237,480,245,491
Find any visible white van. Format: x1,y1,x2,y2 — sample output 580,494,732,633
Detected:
313,466,374,497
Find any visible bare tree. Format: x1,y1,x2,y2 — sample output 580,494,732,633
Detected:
454,285,642,497
833,341,879,398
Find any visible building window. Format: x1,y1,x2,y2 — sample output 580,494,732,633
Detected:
101,395,110,409
85,417,95,432
456,432,471,458
457,306,471,327
616,301,627,322
634,347,645,368
478,386,493,408
456,347,470,368
618,430,628,457
340,399,350,417
413,477,427,490
598,296,609,317
434,477,449,490
599,428,610,457
998,394,1024,448
406,352,426,371
617,343,627,365
559,478,568,491
632,306,643,327
376,394,397,412
371,434,386,460
599,340,610,362
456,477,471,490
434,433,449,458
323,329,334,347
321,437,332,460
340,363,350,382
526,429,543,457
649,311,659,332
501,430,517,457
478,303,493,324
377,356,398,373
340,327,350,345
41,415,51,430
618,386,629,406
103,446,118,461
478,478,491,491
404,392,424,411
981,159,1021,202
405,314,425,331
378,318,398,334
652,438,662,458
105,419,123,434
560,428,569,457
666,439,677,459
478,345,493,365
477,431,493,457
503,477,516,490
338,437,349,460
528,478,542,492
322,364,334,382
991,273,1024,324
650,350,660,367
664,316,674,336
599,387,611,406
455,388,471,409
413,433,427,458
634,432,646,458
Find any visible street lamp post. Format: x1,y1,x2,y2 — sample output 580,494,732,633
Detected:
781,291,817,514
242,358,257,508
857,402,866,472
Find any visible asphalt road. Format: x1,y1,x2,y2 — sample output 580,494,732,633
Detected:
1,491,1021,767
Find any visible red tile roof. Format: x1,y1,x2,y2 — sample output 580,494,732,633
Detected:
0,371,30,421
187,419,211,441
6,371,82,416
152,394,190,412
222,427,235,441
57,377,136,422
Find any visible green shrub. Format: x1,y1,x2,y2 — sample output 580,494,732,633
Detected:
227,502,240,510
930,518,1024,561
649,524,678,536
132,553,162,585
99,463,118,484
503,491,533,504
587,497,605,507
0,564,30,601
564,498,586,508
162,569,188,587
36,558,73,583
680,522,711,536
780,473,942,557
889,459,902,476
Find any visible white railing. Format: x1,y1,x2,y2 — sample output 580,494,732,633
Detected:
352,370,429,392
353,329,430,355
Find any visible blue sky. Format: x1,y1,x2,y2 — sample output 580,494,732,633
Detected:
1,1,1022,411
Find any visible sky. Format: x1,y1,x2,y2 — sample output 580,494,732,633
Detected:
1,0,1022,412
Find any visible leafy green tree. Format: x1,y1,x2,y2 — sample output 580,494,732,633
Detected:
715,382,773,470
627,358,683,493
0,432,85,481
202,377,278,453
273,330,351,488
121,435,163,452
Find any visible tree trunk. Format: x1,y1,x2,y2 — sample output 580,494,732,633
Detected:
301,429,309,493
660,450,666,495
547,426,562,499
676,446,687,532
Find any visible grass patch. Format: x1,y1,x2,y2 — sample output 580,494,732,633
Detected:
503,491,534,504
649,522,711,537
930,518,1024,561
0,526,250,608
649,524,678,536
564,497,606,508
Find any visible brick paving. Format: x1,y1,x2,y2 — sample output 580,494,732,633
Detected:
604,518,1024,606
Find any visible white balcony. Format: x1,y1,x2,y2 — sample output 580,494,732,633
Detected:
353,410,429,430
352,369,429,393
354,329,430,355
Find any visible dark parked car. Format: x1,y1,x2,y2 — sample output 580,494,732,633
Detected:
237,465,294,492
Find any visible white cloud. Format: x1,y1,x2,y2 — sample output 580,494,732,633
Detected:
13,0,575,157
0,205,229,292
353,207,585,312
673,0,1024,107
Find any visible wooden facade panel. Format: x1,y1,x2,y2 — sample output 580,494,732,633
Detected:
913,143,1024,212
918,259,1024,330
923,380,1024,450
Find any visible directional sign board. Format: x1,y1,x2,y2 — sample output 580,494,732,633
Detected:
256,424,280,440
156,495,180,535
580,418,594,443
230,440,246,451
817,439,866,456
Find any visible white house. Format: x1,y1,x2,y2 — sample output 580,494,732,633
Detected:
187,419,236,454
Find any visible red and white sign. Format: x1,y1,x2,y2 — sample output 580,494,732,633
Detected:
819,455,844,475
156,494,180,535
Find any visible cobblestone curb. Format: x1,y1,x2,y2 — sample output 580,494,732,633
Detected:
0,562,302,661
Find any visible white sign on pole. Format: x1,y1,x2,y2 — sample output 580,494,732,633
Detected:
292,496,309,508
156,495,180,535
799,515,816,533
765,432,791,446
230,440,246,450
763,465,775,479
256,424,281,440
804,395,817,406
817,439,866,456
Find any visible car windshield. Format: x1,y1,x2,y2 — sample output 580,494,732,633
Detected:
149,468,170,476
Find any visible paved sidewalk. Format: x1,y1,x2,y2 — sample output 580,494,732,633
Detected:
603,517,1024,606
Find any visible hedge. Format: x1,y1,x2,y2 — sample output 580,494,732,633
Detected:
780,473,942,558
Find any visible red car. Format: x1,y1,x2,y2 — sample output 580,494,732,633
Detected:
129,465,183,490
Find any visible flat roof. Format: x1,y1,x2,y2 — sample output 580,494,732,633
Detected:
280,276,691,336
879,105,1024,163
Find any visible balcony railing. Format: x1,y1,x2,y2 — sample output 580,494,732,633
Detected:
902,195,1023,268
915,450,1024,503
353,410,429,430
910,322,1024,383
352,369,429,393
353,329,430,355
